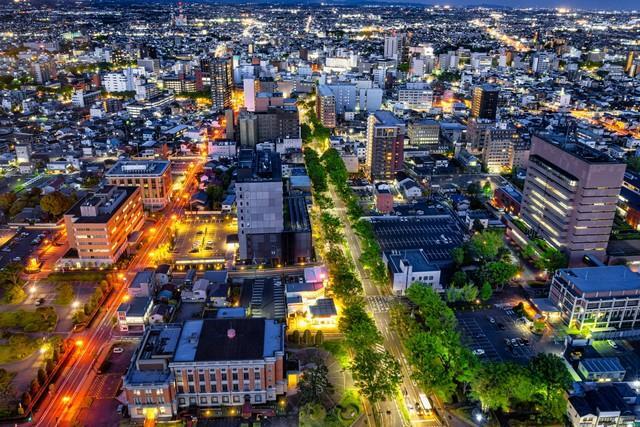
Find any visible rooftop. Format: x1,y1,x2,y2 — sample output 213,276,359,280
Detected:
373,110,404,127
106,159,170,177
557,266,640,294
173,318,283,363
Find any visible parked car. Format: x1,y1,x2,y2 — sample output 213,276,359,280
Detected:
472,349,485,356
488,316,496,324
113,347,124,354
511,338,519,347
608,340,619,349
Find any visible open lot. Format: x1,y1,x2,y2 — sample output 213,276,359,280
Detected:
457,304,561,363
173,214,236,270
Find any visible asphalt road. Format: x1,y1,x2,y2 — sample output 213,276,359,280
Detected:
329,185,441,427
27,159,203,427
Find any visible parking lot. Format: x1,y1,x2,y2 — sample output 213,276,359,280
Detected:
173,214,236,269
0,229,43,268
457,305,540,363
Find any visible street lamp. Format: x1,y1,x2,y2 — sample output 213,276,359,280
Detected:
29,285,36,294
72,300,80,309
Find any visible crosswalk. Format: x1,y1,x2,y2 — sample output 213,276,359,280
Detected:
87,374,121,399
366,295,396,313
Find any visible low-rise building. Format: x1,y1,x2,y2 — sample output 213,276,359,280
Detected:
577,358,626,382
383,249,442,295
549,266,640,330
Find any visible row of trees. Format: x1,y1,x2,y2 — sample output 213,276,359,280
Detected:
391,284,571,422
303,145,401,405
71,278,113,325
320,148,387,285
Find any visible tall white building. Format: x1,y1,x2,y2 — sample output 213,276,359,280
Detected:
384,34,402,61
243,78,256,112
103,68,135,93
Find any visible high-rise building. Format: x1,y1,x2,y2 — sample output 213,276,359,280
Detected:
236,149,284,263
105,160,172,211
63,186,145,267
471,84,500,120
316,85,336,129
519,134,626,264
210,57,233,112
239,111,258,147
481,123,518,174
384,33,404,61
243,78,256,112
366,111,406,181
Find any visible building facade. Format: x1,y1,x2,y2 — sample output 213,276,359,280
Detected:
236,150,284,263
63,186,145,266
366,111,405,181
211,57,233,112
105,160,172,211
549,266,640,330
520,134,625,263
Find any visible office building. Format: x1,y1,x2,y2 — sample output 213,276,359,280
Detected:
549,266,640,330
236,150,284,263
105,160,172,211
63,186,145,266
408,119,439,150
384,33,404,61
316,85,336,129
366,111,405,181
568,385,637,427
211,57,233,112
397,83,433,111
471,84,499,120
519,134,625,263
255,107,299,143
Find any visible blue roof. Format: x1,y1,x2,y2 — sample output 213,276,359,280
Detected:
558,266,640,294
374,110,404,126
579,358,625,373
384,249,439,274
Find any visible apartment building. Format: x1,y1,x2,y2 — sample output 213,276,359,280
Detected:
63,186,144,267
366,111,406,181
106,160,172,211
316,85,336,128
471,84,499,120
520,134,626,263
549,266,640,330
